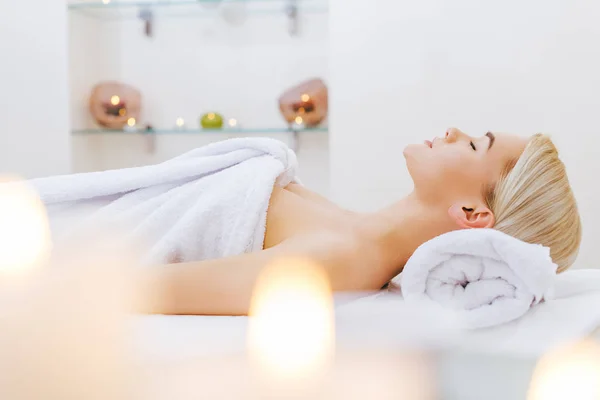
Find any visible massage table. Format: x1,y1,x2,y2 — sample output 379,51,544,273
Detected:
133,280,600,400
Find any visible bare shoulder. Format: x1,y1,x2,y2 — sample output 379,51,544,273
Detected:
277,230,387,291
285,183,338,207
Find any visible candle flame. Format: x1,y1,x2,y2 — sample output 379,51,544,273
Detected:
228,118,238,127
301,94,310,102
248,258,334,382
0,179,50,274
127,118,136,127
208,113,215,120
295,116,304,125
176,117,185,127
110,95,120,106
528,340,600,400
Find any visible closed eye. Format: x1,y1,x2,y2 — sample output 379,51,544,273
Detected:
470,141,477,151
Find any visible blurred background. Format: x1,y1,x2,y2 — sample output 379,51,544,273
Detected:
0,0,598,270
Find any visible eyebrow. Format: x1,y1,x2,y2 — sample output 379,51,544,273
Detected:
486,131,495,150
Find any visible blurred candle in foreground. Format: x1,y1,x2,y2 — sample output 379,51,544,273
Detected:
528,339,600,400
0,178,50,274
248,258,335,394
0,226,136,400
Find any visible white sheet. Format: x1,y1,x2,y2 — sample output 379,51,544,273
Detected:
133,270,600,363
133,316,248,363
462,269,600,356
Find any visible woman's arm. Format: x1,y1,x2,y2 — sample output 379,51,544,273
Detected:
139,233,385,316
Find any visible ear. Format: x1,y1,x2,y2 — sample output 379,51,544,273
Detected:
448,203,495,229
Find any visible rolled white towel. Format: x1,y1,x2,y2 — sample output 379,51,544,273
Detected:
391,229,557,329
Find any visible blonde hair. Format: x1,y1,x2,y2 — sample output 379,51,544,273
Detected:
485,134,582,272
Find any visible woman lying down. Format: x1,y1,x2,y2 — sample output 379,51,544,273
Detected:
29,127,581,316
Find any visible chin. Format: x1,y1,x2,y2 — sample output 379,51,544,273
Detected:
403,143,423,159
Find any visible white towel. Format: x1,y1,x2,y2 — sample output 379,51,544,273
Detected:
461,268,600,356
27,137,298,264
392,229,558,329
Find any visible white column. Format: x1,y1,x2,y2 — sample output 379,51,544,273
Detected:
0,0,71,178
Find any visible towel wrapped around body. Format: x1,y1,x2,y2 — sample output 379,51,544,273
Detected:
28,138,298,265
392,229,558,329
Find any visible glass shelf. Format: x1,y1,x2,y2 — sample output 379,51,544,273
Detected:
67,0,329,16
72,126,328,134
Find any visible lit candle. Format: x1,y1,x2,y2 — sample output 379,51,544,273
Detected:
248,258,335,397
103,95,126,119
201,112,224,129
175,117,186,129
0,178,50,276
301,93,310,102
528,340,600,400
124,117,138,132
227,118,238,128
0,210,135,400
292,116,305,130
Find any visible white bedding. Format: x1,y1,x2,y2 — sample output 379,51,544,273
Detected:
133,270,600,363
133,315,248,363
130,272,600,400
460,269,600,354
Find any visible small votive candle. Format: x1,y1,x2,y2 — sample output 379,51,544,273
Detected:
292,116,305,130
104,95,126,117
227,118,238,128
123,117,138,132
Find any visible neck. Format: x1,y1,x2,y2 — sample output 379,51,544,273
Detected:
360,192,456,276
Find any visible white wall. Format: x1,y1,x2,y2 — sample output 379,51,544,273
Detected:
330,0,600,268
0,0,71,178
69,2,330,195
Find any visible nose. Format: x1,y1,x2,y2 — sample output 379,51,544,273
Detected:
445,127,466,143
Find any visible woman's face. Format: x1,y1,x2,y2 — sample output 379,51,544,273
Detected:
404,128,528,204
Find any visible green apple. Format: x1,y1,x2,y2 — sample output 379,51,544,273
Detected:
201,112,224,129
